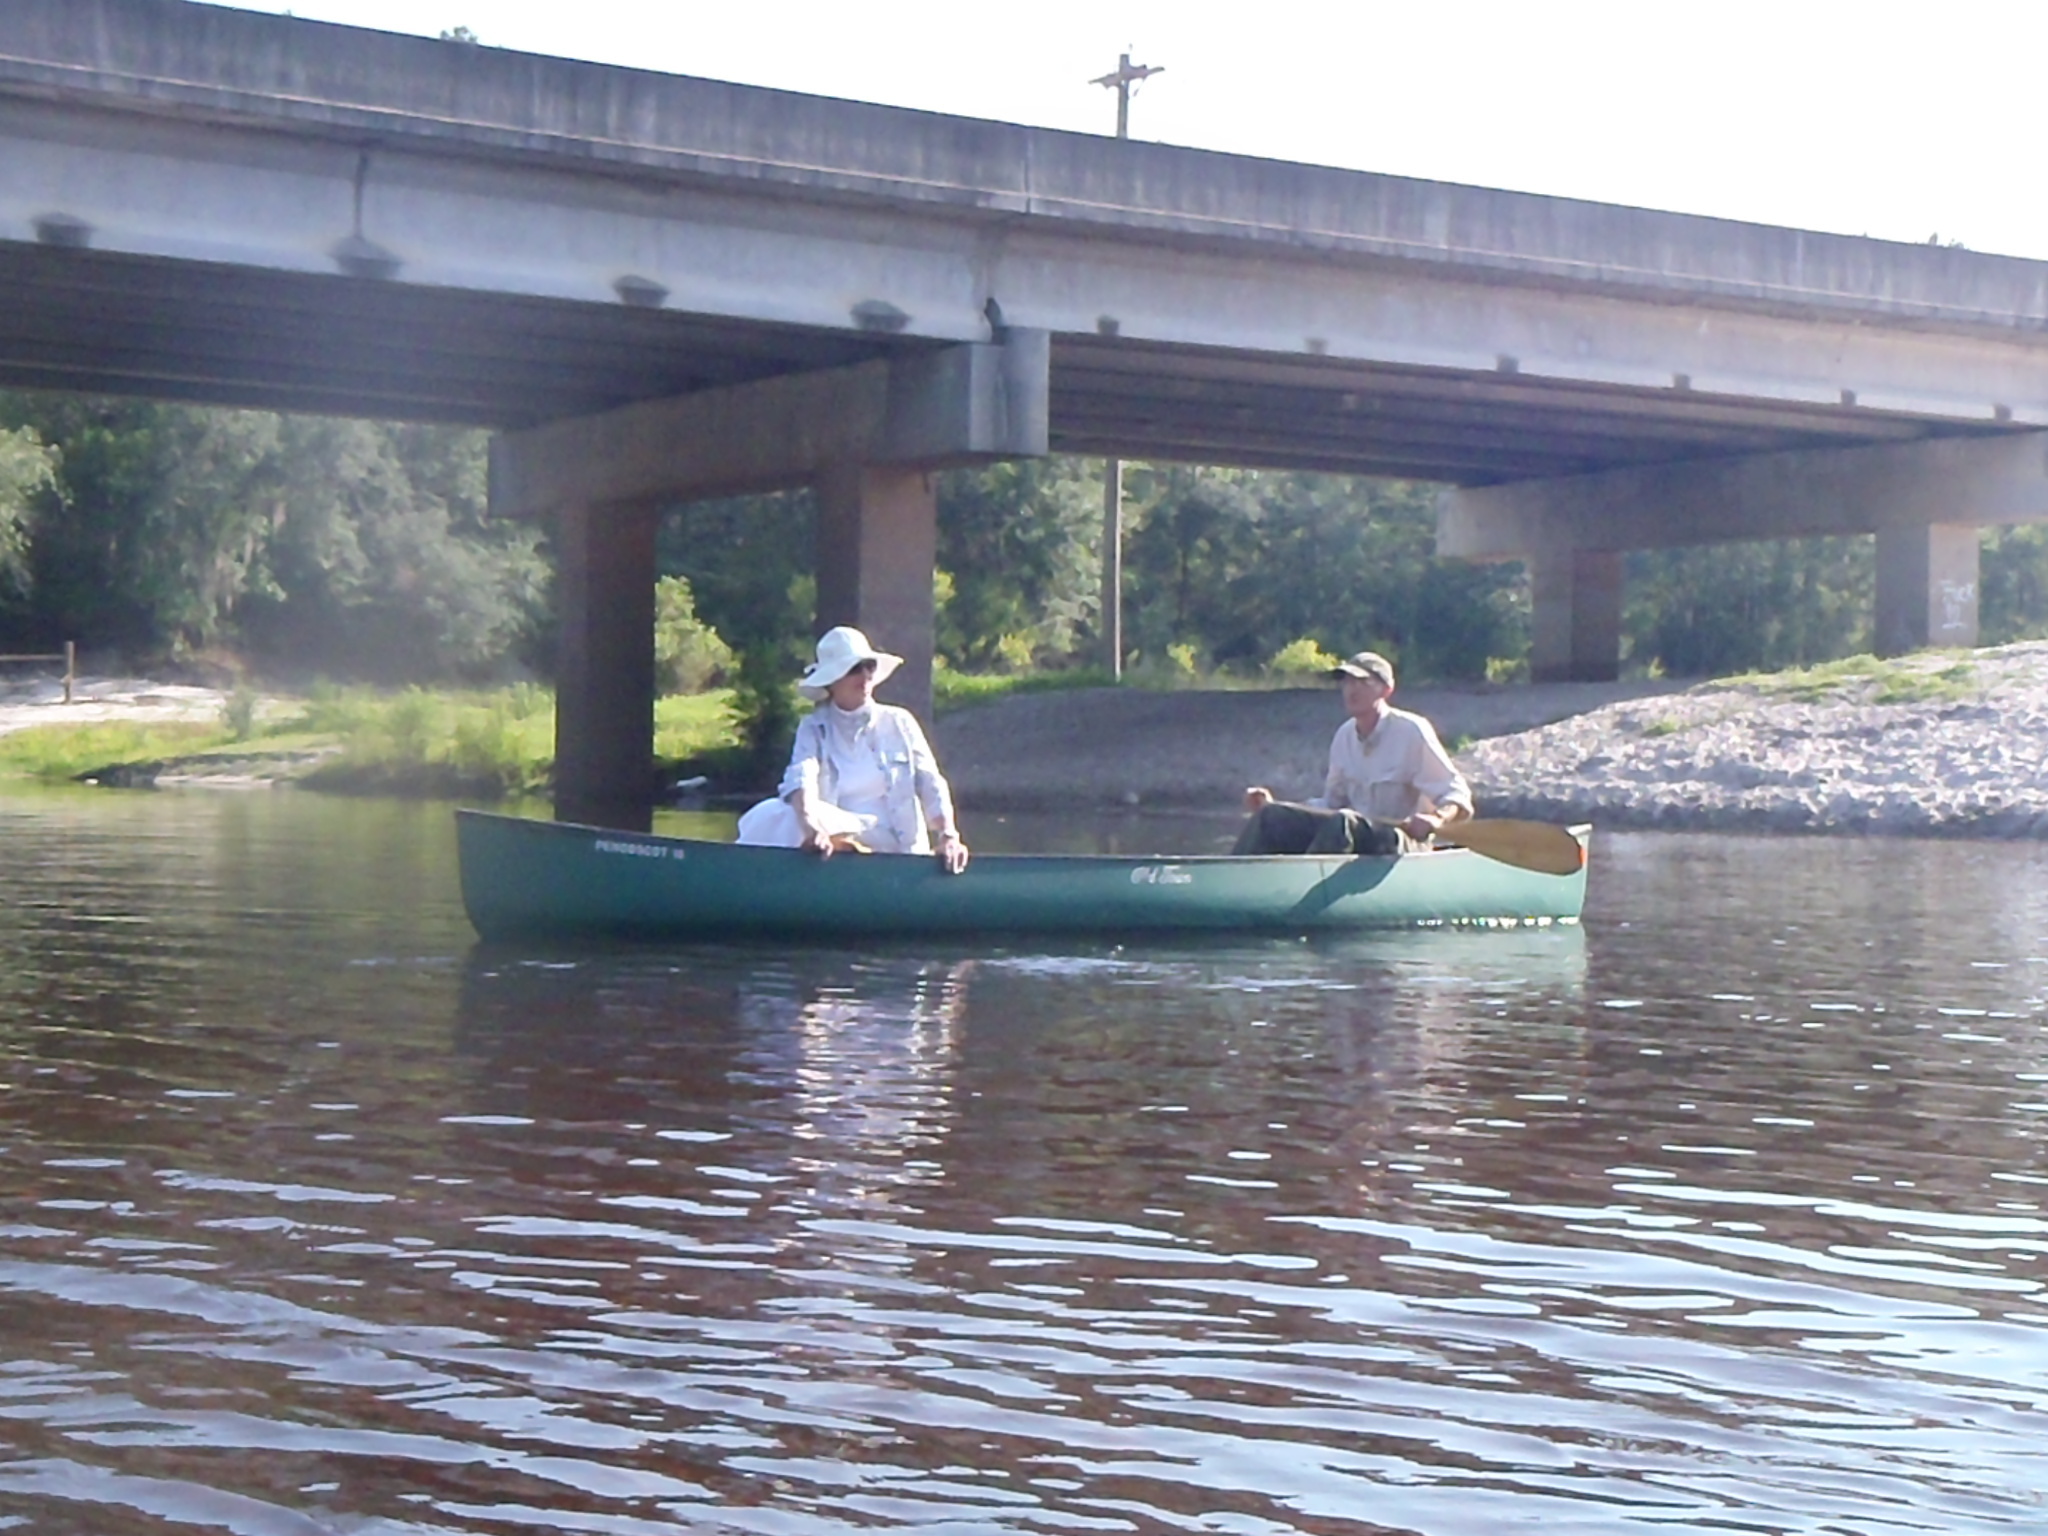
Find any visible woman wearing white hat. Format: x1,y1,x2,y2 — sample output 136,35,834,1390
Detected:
734,626,970,873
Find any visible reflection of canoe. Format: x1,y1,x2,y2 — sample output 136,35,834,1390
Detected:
456,810,1588,940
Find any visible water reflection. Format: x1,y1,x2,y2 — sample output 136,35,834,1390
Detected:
1,787,2044,1532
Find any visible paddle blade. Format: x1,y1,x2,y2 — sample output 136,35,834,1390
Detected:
1436,818,1586,876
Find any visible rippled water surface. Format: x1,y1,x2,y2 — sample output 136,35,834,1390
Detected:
2,787,2045,1534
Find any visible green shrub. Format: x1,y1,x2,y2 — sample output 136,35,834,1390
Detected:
220,685,260,741
1266,637,1341,677
653,575,735,694
727,644,803,788
992,632,1036,673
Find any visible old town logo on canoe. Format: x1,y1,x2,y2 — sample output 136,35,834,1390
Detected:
1129,865,1192,886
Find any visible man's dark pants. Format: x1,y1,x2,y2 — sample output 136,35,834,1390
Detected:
1231,801,1406,857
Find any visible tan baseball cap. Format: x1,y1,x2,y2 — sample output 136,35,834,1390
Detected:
1329,651,1395,686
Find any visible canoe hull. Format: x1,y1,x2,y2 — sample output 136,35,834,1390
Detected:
456,810,1588,941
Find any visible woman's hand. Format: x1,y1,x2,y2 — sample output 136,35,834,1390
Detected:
1243,786,1275,813
934,828,970,875
800,823,836,858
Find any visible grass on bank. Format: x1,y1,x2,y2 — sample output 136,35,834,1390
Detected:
0,684,742,798
0,720,236,781
0,668,1137,798
295,685,738,798
1718,652,1980,706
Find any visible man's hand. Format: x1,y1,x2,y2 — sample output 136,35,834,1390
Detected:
1402,807,1468,842
934,828,970,875
1243,786,1275,813
800,821,838,859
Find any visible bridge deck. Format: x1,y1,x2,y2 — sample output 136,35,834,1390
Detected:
4,0,2046,480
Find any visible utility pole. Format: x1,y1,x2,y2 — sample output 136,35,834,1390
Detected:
1090,51,1161,678
1091,50,1163,140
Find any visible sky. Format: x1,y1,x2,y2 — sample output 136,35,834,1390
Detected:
200,1,2048,262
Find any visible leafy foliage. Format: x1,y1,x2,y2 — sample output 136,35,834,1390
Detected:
1119,468,1524,680
0,425,56,601
936,458,1104,668
1266,637,1343,677
653,575,734,694
0,396,547,679
656,491,815,656
725,643,805,789
1982,525,2048,644
1623,537,1872,677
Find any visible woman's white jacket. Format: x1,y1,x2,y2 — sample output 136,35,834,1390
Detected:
778,703,956,855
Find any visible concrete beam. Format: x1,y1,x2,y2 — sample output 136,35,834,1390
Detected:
1439,429,2048,559
489,333,1048,517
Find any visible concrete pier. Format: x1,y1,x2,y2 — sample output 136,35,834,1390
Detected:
1529,550,1624,683
553,499,659,830
1875,523,1980,655
816,465,940,720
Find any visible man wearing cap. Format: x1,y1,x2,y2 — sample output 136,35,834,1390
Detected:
1231,650,1472,857
735,626,970,874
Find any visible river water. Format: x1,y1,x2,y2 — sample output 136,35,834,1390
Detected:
1,786,2044,1535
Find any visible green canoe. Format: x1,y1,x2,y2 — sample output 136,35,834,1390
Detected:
456,810,1588,941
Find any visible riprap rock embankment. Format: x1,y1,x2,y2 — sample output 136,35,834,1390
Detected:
1461,642,2048,836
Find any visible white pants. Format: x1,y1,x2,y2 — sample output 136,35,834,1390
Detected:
735,796,886,849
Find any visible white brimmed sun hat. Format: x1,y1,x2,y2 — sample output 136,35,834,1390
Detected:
798,625,903,699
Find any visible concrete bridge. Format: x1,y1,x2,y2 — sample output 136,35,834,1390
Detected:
8,0,2048,825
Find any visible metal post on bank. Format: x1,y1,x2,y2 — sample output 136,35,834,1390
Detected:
1090,50,1163,680
0,640,75,701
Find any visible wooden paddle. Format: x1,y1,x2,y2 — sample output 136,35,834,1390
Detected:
1433,818,1585,876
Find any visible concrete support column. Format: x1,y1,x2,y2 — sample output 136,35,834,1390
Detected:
1874,523,1980,655
1529,548,1623,682
553,497,658,831
815,463,939,721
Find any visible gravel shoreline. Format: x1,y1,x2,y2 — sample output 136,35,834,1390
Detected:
940,642,2048,839
1457,642,2048,838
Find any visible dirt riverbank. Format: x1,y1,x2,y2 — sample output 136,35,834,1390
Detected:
935,678,1688,812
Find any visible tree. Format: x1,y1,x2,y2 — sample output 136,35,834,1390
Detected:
935,458,1102,669
656,491,814,658
653,574,734,693
1623,536,1871,676
235,417,548,680
1981,525,2048,644
0,393,548,679
0,425,55,606
1119,467,1524,680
